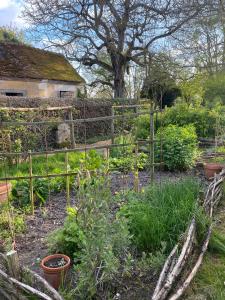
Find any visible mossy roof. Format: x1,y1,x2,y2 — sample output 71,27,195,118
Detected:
0,43,85,83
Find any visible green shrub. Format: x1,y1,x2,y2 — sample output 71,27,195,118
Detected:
120,178,200,253
74,179,130,298
133,104,225,139
109,134,148,173
161,103,220,138
156,125,199,171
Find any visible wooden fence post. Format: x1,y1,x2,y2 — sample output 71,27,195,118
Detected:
134,143,139,193
69,108,76,148
6,250,19,279
65,152,70,207
150,102,155,182
28,150,34,215
111,106,115,144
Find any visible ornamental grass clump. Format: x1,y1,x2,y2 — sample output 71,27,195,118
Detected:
120,178,200,253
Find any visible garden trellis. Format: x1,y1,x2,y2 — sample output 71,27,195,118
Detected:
0,98,163,299
0,99,159,215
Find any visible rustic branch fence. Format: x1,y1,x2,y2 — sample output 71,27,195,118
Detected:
152,168,225,300
0,100,157,213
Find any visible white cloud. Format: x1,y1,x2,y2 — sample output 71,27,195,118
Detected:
0,0,13,10
0,0,26,28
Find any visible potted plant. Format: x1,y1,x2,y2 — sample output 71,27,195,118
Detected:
40,254,71,290
0,182,12,204
204,157,225,180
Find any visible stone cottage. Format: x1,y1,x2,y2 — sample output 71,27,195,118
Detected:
0,43,85,98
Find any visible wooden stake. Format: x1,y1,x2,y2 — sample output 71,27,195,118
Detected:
65,152,70,206
28,150,34,215
134,144,139,192
6,250,19,279
69,108,76,148
150,101,155,183
111,106,115,144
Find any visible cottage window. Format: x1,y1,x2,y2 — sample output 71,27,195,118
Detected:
5,92,24,97
0,90,26,97
60,91,74,98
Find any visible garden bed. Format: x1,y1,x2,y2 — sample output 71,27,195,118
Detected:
10,168,203,300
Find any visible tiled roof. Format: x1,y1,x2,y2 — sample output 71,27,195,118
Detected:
0,43,85,83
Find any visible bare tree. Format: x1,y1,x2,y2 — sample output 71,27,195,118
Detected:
171,0,225,75
24,0,209,98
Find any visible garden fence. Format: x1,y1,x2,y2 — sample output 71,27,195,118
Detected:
0,98,160,214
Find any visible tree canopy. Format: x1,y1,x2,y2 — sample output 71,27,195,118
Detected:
23,0,209,98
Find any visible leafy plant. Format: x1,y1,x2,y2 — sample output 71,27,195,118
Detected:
48,207,85,260
11,178,49,207
109,152,148,173
208,156,225,164
49,176,130,298
110,134,135,158
0,204,25,249
155,125,199,171
74,178,130,298
161,103,224,138
0,150,104,178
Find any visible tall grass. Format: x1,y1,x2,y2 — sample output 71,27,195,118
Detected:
189,254,225,300
120,178,201,253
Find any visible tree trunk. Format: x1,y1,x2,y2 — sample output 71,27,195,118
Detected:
111,55,126,98
114,77,125,98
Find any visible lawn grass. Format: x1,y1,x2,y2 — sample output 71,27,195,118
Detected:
186,254,225,300
185,201,225,300
0,150,105,178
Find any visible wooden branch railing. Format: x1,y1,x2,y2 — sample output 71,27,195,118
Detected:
0,251,63,300
152,168,225,300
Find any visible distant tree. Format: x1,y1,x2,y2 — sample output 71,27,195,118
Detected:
204,72,225,106
141,53,181,107
178,74,205,107
0,26,25,44
23,0,208,98
174,1,225,75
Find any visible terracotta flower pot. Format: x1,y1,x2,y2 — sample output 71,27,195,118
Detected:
40,254,71,290
0,182,12,204
204,163,224,180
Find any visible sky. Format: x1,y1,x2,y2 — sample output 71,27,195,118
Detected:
0,0,25,28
